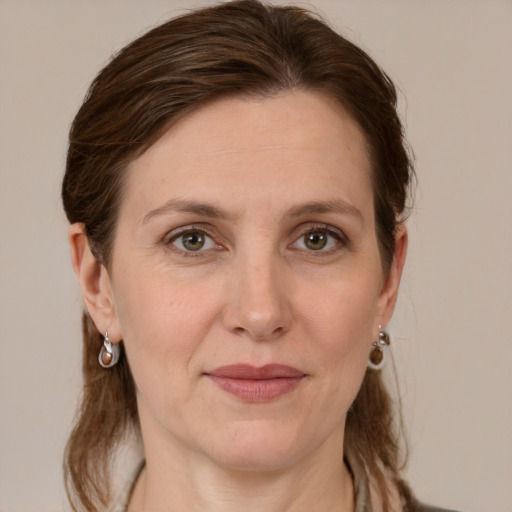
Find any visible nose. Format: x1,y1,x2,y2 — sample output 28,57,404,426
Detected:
222,253,292,341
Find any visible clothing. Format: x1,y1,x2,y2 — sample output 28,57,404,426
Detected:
109,455,459,512
110,460,144,512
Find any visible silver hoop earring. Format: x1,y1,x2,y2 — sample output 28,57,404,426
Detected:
367,326,391,371
98,331,120,368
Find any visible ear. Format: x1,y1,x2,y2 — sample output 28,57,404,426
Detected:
375,224,408,331
68,223,122,341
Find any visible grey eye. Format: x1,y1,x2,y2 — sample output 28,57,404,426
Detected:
172,230,215,251
304,231,328,250
294,229,339,251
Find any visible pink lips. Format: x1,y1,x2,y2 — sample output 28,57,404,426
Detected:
205,364,305,402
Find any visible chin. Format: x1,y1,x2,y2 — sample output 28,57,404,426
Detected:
203,422,317,472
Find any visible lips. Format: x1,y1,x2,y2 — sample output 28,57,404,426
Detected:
205,364,305,402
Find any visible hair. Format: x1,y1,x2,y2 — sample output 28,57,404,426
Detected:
62,1,416,511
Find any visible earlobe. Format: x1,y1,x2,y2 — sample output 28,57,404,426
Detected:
68,223,121,340
376,224,408,328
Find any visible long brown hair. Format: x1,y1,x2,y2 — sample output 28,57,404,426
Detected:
62,1,415,510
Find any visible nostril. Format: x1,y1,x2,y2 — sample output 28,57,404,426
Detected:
230,323,287,342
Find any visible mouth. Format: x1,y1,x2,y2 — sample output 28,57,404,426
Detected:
204,364,306,403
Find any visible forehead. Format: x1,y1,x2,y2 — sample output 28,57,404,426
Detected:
122,90,373,220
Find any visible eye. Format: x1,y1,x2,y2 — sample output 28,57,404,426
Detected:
292,228,342,252
170,229,216,252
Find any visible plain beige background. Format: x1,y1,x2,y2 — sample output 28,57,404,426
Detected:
1,1,511,511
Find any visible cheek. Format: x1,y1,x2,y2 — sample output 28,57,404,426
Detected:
112,280,210,431
111,263,201,383
110,256,229,393
303,279,378,355
298,275,378,403
281,282,377,447
113,253,206,335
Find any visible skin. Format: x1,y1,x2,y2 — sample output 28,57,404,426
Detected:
70,90,407,512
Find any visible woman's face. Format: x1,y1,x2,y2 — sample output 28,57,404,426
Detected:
95,91,404,471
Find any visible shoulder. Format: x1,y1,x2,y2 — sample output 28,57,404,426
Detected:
416,503,462,512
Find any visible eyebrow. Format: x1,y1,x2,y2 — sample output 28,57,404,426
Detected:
142,198,363,224
142,199,237,224
284,199,363,220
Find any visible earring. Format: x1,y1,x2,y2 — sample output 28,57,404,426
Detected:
98,331,120,368
367,326,391,371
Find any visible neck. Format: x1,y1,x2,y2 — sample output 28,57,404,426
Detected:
129,429,354,512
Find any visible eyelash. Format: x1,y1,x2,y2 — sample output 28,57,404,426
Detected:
164,223,348,257
290,224,347,253
164,225,221,258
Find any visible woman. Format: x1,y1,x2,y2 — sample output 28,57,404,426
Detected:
62,1,456,511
